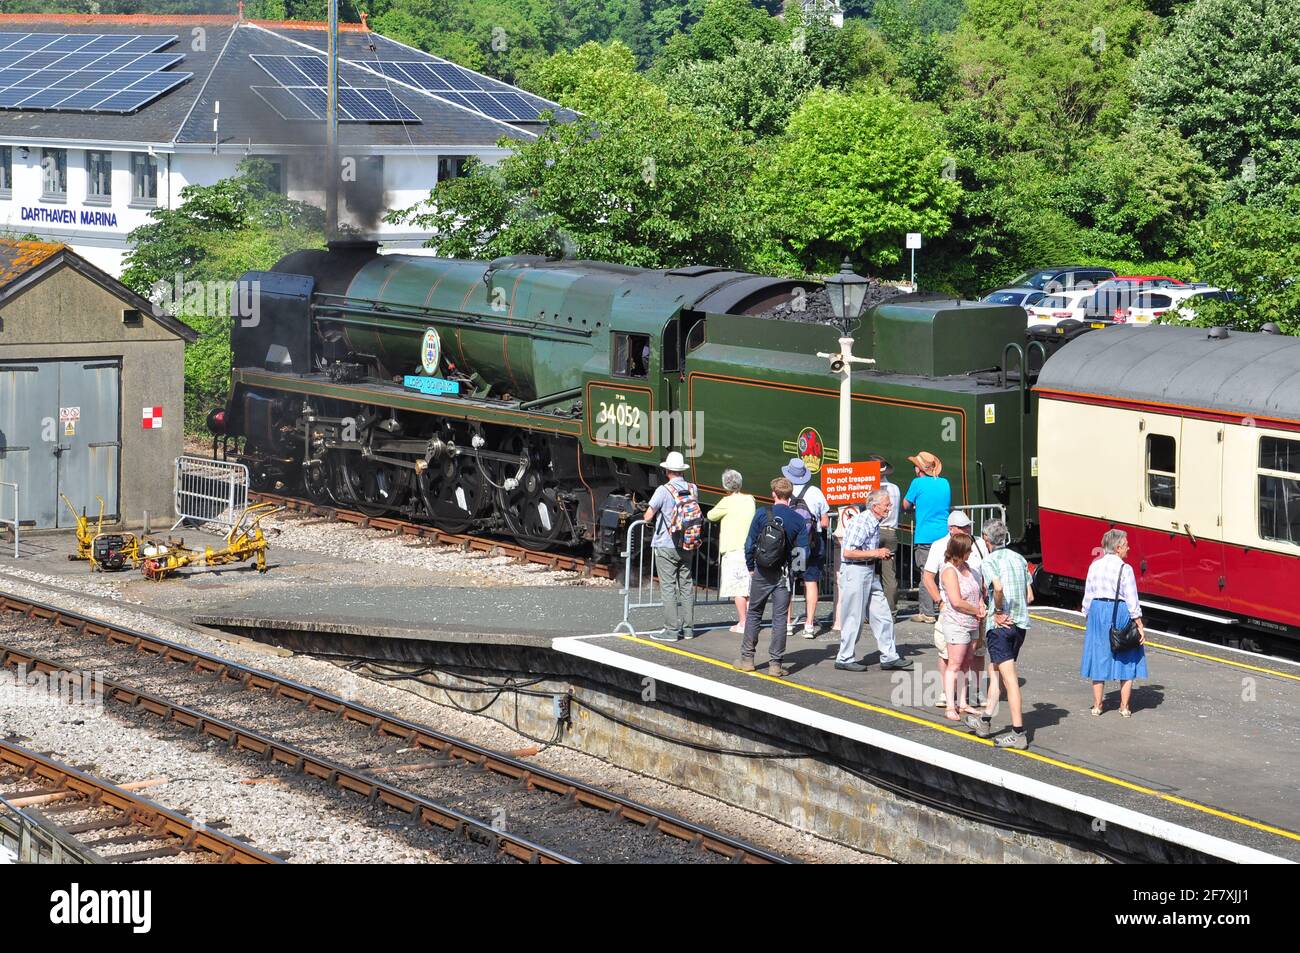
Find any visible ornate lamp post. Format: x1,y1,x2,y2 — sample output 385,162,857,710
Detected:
818,259,876,464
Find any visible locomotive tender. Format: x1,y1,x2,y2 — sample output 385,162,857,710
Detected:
217,240,1038,559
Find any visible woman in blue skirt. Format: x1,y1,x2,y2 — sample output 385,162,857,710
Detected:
1080,529,1147,717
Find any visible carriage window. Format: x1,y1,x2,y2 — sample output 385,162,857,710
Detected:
612,332,650,378
1258,436,1300,545
1146,434,1176,509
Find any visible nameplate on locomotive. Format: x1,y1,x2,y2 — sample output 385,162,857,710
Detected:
403,375,461,396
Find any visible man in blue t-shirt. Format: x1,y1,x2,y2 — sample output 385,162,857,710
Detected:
737,477,809,678
901,450,951,623
643,451,699,641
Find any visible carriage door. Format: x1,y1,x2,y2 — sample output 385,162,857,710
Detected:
1177,419,1227,610
1134,415,1186,600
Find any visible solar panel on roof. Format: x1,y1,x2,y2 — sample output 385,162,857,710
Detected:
353,59,556,123
249,54,421,123
0,33,189,114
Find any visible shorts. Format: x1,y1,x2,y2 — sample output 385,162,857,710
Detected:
933,617,985,658
986,624,1026,664
718,549,750,599
795,535,824,583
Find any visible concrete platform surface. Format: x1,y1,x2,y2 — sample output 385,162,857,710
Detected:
556,608,1300,863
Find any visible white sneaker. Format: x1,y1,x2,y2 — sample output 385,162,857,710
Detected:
934,693,947,708
802,624,816,639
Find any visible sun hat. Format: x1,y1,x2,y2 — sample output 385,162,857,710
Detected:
781,457,812,485
866,453,893,477
947,510,972,529
907,450,942,476
660,451,690,472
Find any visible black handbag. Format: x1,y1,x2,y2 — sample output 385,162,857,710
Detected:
1108,566,1142,653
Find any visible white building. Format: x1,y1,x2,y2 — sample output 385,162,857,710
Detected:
0,13,568,276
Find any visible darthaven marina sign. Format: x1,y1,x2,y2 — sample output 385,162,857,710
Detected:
20,206,119,227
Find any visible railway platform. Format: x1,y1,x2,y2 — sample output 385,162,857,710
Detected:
555,608,1300,864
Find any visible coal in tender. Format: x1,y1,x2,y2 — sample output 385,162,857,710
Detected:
760,284,910,324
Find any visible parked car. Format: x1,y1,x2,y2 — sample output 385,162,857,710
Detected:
1116,286,1231,324
1025,288,1093,325
1004,265,1116,294
982,288,1049,308
1075,277,1188,321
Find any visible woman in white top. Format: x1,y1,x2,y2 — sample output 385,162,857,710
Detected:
938,534,986,722
1080,529,1147,717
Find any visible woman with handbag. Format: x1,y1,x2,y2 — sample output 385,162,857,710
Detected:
1080,529,1147,717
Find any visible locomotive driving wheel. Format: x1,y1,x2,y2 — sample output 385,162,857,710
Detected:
500,468,569,548
301,454,334,505
334,452,408,517
417,452,488,534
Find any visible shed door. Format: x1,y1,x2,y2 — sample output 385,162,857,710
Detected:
0,363,58,529
56,360,121,527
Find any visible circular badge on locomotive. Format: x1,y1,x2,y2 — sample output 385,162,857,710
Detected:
420,327,441,375
797,427,825,473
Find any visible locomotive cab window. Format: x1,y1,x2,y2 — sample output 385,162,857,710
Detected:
1146,434,1177,509
612,332,650,378
1258,436,1300,546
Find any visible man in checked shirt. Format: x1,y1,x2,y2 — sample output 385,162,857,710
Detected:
835,488,913,672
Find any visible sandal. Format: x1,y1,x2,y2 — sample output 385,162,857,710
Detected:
944,707,962,722
1089,705,1103,716
1119,708,1132,719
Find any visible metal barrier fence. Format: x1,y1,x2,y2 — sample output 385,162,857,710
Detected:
0,482,18,559
614,502,1006,636
0,791,98,864
172,456,250,531
615,512,841,636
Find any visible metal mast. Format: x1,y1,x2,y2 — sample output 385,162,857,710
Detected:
325,0,339,236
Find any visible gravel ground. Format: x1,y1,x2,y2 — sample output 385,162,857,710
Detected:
0,616,727,863
0,573,882,863
0,668,496,864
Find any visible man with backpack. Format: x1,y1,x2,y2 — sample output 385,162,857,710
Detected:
737,477,810,678
643,451,703,642
781,458,830,639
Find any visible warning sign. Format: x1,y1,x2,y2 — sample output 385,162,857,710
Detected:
142,406,163,430
64,420,76,437
820,460,882,506
59,406,80,422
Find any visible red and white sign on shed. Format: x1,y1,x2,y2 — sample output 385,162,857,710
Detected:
820,460,882,506
142,406,163,430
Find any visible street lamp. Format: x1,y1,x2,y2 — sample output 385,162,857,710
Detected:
817,258,876,465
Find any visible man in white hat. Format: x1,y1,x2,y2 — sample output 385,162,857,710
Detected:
781,456,830,638
643,451,700,641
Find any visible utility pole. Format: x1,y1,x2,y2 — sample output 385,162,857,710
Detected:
325,0,339,237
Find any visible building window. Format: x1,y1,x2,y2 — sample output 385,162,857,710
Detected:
437,156,468,183
86,150,112,202
131,152,157,204
612,332,650,378
42,148,67,199
1146,433,1177,509
1259,436,1300,546
0,146,10,196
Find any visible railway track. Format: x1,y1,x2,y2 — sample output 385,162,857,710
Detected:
0,592,788,865
0,740,280,865
250,491,615,580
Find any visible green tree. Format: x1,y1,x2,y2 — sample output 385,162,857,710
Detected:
1186,192,1300,333
121,159,326,430
953,0,1156,168
1063,120,1219,261
655,0,783,72
1132,0,1300,204
521,40,659,115
747,87,961,273
662,39,820,138
389,102,759,268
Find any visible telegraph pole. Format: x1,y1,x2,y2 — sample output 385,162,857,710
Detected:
325,0,339,237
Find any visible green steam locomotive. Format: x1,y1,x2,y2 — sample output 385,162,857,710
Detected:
215,240,1039,559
